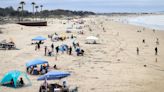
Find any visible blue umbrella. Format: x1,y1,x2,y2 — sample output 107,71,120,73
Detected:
32,36,47,41
26,59,48,68
37,71,70,81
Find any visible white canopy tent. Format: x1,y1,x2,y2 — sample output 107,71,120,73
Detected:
86,36,99,44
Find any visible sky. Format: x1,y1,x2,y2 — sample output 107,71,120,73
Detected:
0,0,164,13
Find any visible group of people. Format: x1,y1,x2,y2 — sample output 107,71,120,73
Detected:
44,43,55,56
76,47,84,56
27,64,49,75
136,38,159,55
2,77,24,87
49,32,68,42
55,44,73,55
72,42,85,56
35,41,43,51
39,80,69,92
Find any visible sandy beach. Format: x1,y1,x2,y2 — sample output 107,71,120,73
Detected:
0,15,164,92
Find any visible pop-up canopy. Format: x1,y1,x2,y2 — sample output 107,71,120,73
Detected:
0,70,31,88
86,36,98,40
86,36,99,44
32,36,47,41
26,59,48,68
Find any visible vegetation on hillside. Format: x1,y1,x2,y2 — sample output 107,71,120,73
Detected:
0,6,95,18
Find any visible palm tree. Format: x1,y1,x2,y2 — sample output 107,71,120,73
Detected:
20,1,25,20
35,6,39,13
31,2,36,20
31,2,35,15
40,5,43,12
35,5,39,18
17,6,22,12
40,5,43,19
17,6,22,21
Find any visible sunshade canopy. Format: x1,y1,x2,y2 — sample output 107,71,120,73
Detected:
26,59,48,68
37,71,70,81
32,36,47,41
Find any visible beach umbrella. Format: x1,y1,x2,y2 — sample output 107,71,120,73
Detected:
0,70,31,88
26,58,48,68
86,36,98,40
32,36,47,41
37,71,70,81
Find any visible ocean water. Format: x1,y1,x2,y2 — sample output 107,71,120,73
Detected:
127,15,164,30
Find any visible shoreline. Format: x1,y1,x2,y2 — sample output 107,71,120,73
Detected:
109,14,164,31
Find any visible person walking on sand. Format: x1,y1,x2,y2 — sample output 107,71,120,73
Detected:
142,39,145,43
55,46,59,54
35,44,37,51
137,47,139,55
156,38,159,45
44,46,47,56
37,43,40,50
69,46,72,55
153,29,155,33
51,43,54,52
73,42,76,49
155,47,158,55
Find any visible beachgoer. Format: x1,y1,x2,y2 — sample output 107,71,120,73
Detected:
51,43,54,52
30,66,34,74
40,65,43,72
153,29,155,33
44,46,47,56
137,47,139,55
66,45,69,54
54,64,57,69
71,34,74,39
155,47,158,55
103,27,105,31
73,42,76,49
55,32,58,35
26,67,29,73
156,38,159,45
37,43,40,50
42,80,48,88
10,79,14,86
43,64,48,73
76,48,80,56
35,44,37,51
55,46,59,54
63,81,67,88
69,46,72,55
81,49,84,56
48,50,52,56
76,42,79,47
142,39,145,43
19,77,24,86
39,40,42,44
